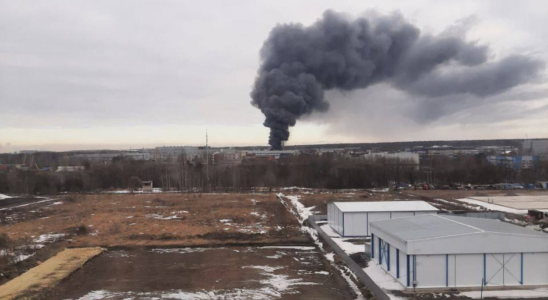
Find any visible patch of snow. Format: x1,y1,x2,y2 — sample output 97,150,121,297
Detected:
315,271,329,275
243,265,282,273
219,219,232,223
277,193,315,223
459,288,548,299
51,201,63,205
281,186,313,191
151,248,215,254
266,252,285,259
73,290,112,300
338,265,366,300
320,224,341,237
0,194,13,200
320,225,365,255
0,250,35,264
14,253,34,262
0,198,57,211
525,224,542,231
363,261,404,291
370,188,389,193
456,198,527,214
33,233,65,244
109,190,131,194
244,264,319,293
146,213,180,220
260,246,315,251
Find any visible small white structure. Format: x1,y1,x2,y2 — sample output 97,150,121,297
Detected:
327,201,438,237
370,214,548,289
142,181,153,192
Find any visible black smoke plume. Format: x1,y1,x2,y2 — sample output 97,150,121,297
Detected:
251,10,543,150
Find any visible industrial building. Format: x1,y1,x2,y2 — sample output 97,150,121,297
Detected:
486,155,539,170
327,201,438,237
244,150,298,159
361,152,420,166
370,214,548,289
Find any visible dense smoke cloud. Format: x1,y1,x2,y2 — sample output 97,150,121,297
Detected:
251,10,544,149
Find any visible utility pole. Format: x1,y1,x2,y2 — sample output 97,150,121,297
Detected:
206,130,209,188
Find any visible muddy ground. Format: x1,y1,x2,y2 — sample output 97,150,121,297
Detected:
0,193,309,285
0,193,305,248
2,189,546,300
42,247,355,300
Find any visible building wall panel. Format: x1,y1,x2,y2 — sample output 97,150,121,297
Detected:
388,243,398,278
448,254,456,287
455,254,483,287
343,213,369,236
398,249,408,286
503,253,521,286
416,255,446,288
486,254,504,286
367,212,391,235
391,212,415,219
327,203,344,235
523,252,548,285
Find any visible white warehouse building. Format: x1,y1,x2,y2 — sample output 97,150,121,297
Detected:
327,201,438,237
370,214,548,289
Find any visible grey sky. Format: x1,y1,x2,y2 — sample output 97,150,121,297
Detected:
0,0,547,152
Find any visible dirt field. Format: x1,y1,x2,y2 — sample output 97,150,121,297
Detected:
42,247,355,300
0,192,312,288
0,193,305,248
3,189,544,300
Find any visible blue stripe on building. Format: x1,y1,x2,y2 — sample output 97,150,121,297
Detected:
396,249,400,278
445,254,449,287
483,253,487,286
371,234,374,258
387,243,390,271
521,252,524,285
379,238,383,263
406,255,410,287
342,213,345,237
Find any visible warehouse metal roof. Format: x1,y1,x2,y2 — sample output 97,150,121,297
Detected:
333,201,438,213
370,214,547,242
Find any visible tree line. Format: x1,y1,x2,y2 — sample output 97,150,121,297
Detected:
0,153,546,195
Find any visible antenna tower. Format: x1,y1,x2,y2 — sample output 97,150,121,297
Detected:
206,130,209,183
